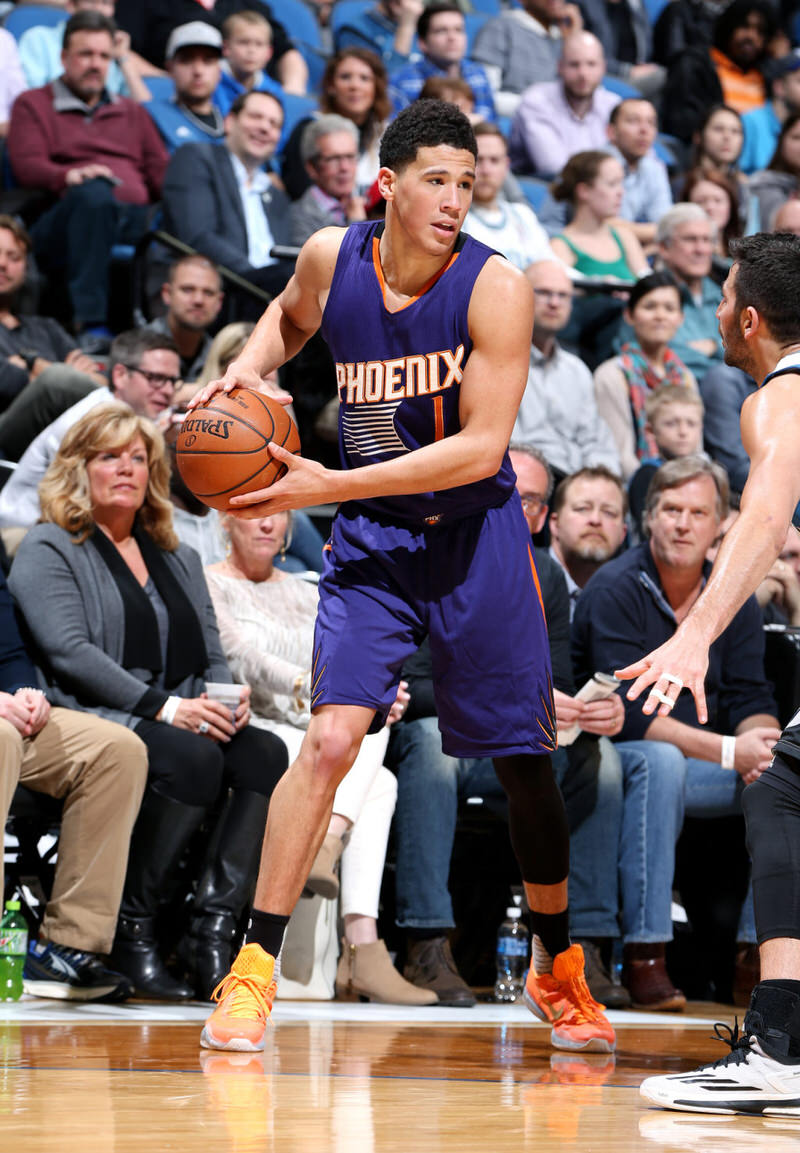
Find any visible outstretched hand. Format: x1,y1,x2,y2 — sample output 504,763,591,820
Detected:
615,629,711,724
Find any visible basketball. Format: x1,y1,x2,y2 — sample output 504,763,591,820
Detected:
175,388,301,511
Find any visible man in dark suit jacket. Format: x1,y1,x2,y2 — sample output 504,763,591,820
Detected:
161,89,292,305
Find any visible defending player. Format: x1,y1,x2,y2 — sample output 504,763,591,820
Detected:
191,101,615,1054
620,233,800,1116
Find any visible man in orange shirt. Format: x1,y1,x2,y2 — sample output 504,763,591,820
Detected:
662,0,776,143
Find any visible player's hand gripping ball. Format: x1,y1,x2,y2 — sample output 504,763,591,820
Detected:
175,388,301,511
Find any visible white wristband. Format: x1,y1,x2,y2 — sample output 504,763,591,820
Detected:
721,734,737,770
160,696,181,725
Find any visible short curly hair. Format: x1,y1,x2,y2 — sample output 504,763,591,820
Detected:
378,99,476,172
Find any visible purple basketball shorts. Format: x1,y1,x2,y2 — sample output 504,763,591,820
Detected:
310,496,556,758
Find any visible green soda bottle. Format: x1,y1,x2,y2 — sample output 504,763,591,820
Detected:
0,900,29,1001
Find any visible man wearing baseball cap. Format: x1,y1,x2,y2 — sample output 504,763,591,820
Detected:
145,22,227,152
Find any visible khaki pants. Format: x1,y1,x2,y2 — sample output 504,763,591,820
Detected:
1,707,147,954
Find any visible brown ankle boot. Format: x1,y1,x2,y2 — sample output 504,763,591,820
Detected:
306,833,345,900
335,939,438,1005
622,943,686,1012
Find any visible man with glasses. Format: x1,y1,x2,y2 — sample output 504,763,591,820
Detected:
0,331,180,529
513,260,620,483
290,116,366,246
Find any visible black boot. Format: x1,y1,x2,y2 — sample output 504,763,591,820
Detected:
110,788,206,1000
180,789,269,1000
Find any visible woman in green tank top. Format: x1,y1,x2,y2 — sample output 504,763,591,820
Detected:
550,151,649,284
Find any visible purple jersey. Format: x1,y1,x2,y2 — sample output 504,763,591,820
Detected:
319,219,517,524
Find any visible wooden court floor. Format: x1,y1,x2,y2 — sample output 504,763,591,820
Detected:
3,1000,800,1152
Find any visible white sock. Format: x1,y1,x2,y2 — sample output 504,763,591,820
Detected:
532,934,553,975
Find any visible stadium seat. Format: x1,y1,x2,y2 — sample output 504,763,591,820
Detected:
276,0,326,92
279,92,320,147
602,76,640,99
4,786,62,929
330,0,372,44
3,4,63,39
516,176,549,214
464,12,489,56
278,0,324,50
646,0,672,25
469,0,502,15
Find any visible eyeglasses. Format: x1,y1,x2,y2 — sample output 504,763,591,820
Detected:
314,153,358,167
124,365,181,390
520,493,547,514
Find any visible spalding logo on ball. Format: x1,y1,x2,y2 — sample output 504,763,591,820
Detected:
176,388,301,511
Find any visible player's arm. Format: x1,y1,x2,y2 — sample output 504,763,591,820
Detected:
617,376,800,721
229,258,534,514
189,228,344,407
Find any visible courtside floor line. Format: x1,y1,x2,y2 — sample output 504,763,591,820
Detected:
0,998,733,1027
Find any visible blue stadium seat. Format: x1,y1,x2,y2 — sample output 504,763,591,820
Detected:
464,12,489,56
279,0,323,51
517,176,549,214
3,4,63,39
330,0,372,44
276,0,326,92
278,92,320,151
602,76,640,99
646,0,672,25
469,0,502,15
143,76,176,102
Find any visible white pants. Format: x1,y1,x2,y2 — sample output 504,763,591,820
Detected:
251,718,397,918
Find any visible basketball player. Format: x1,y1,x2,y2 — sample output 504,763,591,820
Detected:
191,101,614,1054
619,233,800,1116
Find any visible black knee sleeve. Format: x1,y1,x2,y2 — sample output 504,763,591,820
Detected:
744,771,800,944
492,753,569,885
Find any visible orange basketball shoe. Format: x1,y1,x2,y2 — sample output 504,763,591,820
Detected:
200,944,277,1052
523,943,616,1053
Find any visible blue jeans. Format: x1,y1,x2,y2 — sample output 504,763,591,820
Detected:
614,740,686,944
31,178,149,328
617,740,755,944
552,736,624,941
390,719,627,937
391,716,495,930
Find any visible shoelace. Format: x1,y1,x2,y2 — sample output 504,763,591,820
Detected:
211,972,277,1020
705,1019,754,1068
561,972,607,1024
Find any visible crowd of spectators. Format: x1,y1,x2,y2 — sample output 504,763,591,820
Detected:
2,0,800,1012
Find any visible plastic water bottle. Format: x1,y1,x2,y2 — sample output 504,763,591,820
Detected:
494,906,529,1002
0,900,28,1002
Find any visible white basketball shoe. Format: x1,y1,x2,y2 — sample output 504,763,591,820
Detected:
640,985,800,1119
